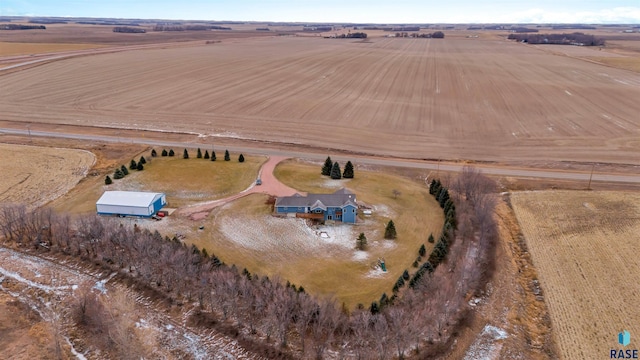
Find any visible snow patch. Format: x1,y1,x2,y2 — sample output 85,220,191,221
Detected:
352,251,369,261
464,325,509,360
365,267,388,278
0,266,72,293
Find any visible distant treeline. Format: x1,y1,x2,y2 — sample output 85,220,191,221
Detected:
29,19,67,24
410,31,445,38
153,24,231,31
0,24,46,30
113,26,146,33
467,25,537,32
256,27,270,31
508,32,605,46
551,25,597,30
327,32,368,39
78,21,141,26
303,26,333,31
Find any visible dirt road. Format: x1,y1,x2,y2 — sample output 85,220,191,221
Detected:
179,156,300,220
1,126,639,185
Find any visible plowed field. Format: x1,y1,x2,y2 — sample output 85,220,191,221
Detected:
511,191,640,359
1,36,639,163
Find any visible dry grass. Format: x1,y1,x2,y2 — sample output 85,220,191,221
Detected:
0,143,95,209
0,42,107,56
53,150,263,213
190,160,443,308
511,190,640,359
0,36,638,164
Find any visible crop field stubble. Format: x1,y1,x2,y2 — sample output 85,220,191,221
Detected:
0,34,639,164
510,191,640,359
0,143,95,208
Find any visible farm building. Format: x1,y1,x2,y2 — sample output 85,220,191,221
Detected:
275,188,357,223
96,191,166,217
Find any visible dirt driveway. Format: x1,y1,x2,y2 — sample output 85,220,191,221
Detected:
179,156,301,220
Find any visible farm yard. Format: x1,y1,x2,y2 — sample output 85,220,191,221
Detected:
0,34,639,164
510,191,640,360
0,143,95,209
50,149,263,213
187,160,444,308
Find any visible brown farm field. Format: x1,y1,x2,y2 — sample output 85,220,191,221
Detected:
511,191,640,359
0,35,639,164
0,143,95,208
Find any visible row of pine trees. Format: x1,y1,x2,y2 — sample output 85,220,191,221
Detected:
321,156,354,179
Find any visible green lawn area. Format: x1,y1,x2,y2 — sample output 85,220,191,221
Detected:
194,159,444,308
52,149,264,213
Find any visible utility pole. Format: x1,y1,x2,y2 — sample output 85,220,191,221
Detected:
587,163,595,190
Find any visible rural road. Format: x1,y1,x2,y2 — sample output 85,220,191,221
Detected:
1,127,639,185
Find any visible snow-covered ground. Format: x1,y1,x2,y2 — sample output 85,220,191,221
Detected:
219,215,358,256
464,324,509,360
0,247,260,359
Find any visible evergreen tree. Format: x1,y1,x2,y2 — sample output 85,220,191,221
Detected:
183,149,189,159
204,150,210,159
412,260,419,268
161,149,168,157
224,150,230,161
419,244,426,257
129,159,137,170
238,154,245,163
322,156,332,176
384,220,397,239
369,301,379,314
169,149,175,157
113,168,124,179
201,248,209,258
402,269,410,280
429,179,437,195
151,149,157,157
121,165,128,176
428,233,435,243
137,162,144,171
210,151,216,161
197,148,202,158
379,293,389,309
105,175,112,185
356,232,367,250
330,162,341,179
139,156,146,165
343,160,354,178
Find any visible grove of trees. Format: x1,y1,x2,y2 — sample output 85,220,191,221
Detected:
0,166,499,359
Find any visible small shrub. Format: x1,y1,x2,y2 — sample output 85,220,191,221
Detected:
238,154,245,163
105,175,112,185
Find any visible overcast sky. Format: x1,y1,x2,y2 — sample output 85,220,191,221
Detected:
2,0,640,23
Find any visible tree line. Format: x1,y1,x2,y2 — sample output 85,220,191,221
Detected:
112,26,146,33
508,32,604,46
153,24,231,31
0,166,499,359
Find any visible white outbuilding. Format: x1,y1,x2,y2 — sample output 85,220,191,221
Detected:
96,191,166,217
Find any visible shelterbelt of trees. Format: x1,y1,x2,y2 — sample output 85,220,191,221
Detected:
0,166,499,359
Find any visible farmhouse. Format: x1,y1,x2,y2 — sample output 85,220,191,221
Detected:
275,188,357,223
96,191,166,217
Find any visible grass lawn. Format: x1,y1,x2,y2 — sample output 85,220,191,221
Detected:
52,148,264,213
193,159,444,308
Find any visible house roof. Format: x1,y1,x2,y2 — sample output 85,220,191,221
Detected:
96,191,164,208
275,188,356,209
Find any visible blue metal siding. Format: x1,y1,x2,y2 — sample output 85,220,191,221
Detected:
276,206,307,213
342,205,357,223
151,197,165,214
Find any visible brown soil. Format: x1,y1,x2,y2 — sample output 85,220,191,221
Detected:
0,292,59,360
0,35,638,165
